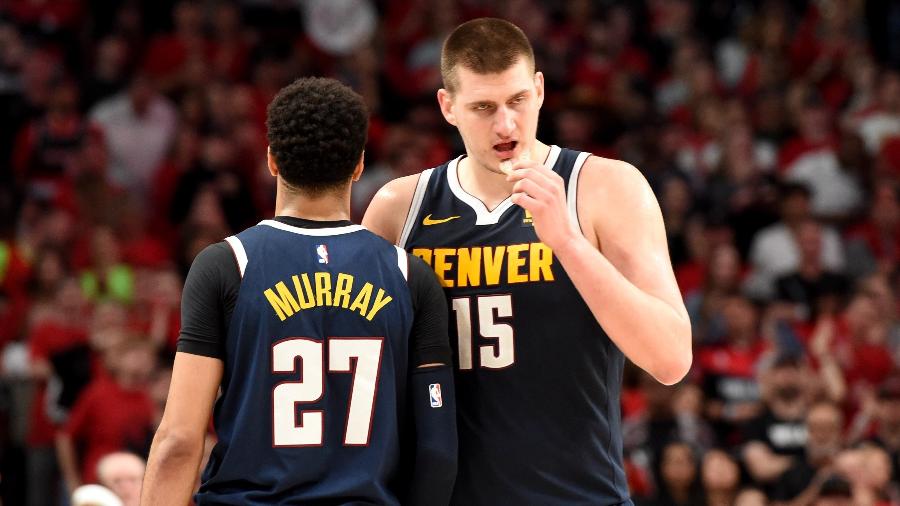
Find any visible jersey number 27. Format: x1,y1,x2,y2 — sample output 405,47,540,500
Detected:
271,337,383,447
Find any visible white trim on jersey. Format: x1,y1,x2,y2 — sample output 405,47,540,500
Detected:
566,151,592,235
398,168,434,249
395,246,408,280
259,220,365,236
447,145,563,226
224,236,248,278
544,144,562,171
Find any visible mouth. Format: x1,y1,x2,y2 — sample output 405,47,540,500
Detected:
492,140,518,159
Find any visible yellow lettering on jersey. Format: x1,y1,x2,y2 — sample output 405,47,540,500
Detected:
350,282,373,317
412,248,432,266
432,248,455,288
264,273,393,322
506,244,529,283
410,242,555,288
456,247,481,287
333,273,353,308
292,273,316,309
530,243,555,281
265,282,300,321
366,289,393,321
314,272,332,307
483,246,506,285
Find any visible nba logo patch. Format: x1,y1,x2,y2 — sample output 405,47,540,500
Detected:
522,209,533,226
316,244,329,264
428,383,443,408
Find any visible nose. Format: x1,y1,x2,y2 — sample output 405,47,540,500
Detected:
493,105,516,138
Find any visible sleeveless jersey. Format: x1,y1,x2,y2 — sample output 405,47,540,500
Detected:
401,146,630,505
196,220,414,505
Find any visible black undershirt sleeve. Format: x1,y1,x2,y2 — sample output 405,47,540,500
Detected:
176,242,240,359
406,254,452,367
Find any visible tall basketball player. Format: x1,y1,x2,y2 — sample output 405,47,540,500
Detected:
142,78,457,505
363,18,692,505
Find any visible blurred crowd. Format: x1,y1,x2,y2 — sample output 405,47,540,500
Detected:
0,0,899,505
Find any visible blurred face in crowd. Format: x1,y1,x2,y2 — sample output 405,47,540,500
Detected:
844,294,879,337
114,344,156,390
97,452,145,506
438,58,544,174
661,177,692,219
128,76,155,114
764,361,809,411
660,442,697,490
806,403,844,465
722,296,758,340
47,81,78,119
707,244,740,291
734,488,767,506
796,220,823,265
34,248,66,292
701,449,739,491
871,185,899,230
91,226,122,267
781,191,811,224
877,395,900,439
56,277,87,317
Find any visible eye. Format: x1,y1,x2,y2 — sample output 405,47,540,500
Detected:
510,95,525,105
474,103,493,111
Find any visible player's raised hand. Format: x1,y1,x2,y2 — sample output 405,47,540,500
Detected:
505,159,580,251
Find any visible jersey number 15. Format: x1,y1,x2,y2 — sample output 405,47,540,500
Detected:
452,295,515,370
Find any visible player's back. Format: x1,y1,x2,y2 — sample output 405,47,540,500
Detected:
401,146,630,505
196,219,414,505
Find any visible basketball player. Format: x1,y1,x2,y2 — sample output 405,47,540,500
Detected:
141,78,457,505
363,18,692,505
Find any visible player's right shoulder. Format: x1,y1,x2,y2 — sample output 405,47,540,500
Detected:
189,241,242,281
362,174,420,245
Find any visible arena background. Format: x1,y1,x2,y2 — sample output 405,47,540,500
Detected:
1,0,899,505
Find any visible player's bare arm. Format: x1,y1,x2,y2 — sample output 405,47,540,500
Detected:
141,352,222,505
507,155,692,385
362,174,418,244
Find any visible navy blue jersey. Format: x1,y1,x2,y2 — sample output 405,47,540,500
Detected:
401,146,631,505
196,220,414,505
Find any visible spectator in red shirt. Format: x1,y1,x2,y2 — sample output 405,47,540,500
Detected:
847,182,900,278
26,275,90,506
56,339,157,493
698,295,768,445
685,243,743,345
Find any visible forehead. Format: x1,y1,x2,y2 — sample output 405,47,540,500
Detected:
453,59,534,99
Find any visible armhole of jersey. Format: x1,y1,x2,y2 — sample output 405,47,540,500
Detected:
224,236,248,278
395,246,408,281
398,168,434,249
566,152,592,236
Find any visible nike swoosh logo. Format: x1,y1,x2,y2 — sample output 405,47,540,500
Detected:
423,214,461,226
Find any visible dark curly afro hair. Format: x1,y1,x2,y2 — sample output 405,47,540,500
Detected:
266,77,368,192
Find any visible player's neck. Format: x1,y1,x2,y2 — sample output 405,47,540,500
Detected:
458,141,550,211
274,183,351,222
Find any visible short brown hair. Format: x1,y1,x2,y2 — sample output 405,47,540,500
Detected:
440,18,535,93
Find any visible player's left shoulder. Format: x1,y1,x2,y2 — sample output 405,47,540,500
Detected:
577,155,658,219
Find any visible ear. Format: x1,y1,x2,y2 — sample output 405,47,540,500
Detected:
534,71,545,109
351,151,365,182
437,88,458,126
267,147,278,177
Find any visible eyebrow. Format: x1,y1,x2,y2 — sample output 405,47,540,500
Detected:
466,89,530,107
